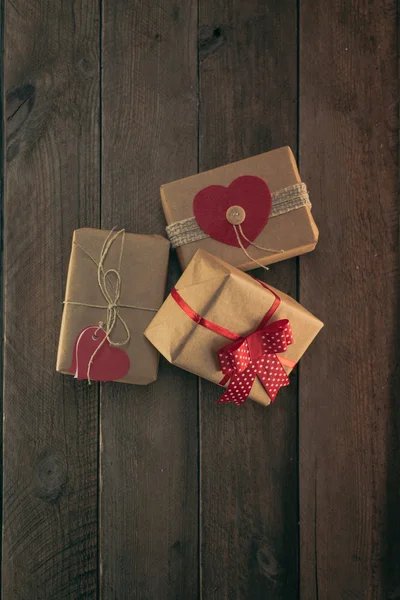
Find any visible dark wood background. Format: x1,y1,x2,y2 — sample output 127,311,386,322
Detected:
1,0,399,598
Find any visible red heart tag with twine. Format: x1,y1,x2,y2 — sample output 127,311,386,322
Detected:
193,175,272,248
69,326,130,381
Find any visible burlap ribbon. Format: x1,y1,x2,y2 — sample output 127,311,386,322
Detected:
166,182,310,249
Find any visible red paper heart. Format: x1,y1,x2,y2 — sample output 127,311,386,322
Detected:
69,326,130,381
193,175,272,248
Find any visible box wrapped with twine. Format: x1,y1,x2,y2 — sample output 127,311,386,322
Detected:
57,228,170,385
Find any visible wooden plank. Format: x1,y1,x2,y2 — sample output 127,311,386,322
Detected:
198,1,299,598
299,1,399,598
2,1,100,597
100,1,199,598
0,0,4,584
0,0,4,582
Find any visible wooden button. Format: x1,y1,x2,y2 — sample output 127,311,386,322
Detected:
226,205,246,225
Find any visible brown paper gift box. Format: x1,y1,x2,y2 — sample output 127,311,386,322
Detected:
161,146,319,272
56,228,170,385
145,249,323,405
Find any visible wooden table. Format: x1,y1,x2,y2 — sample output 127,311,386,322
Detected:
1,1,399,598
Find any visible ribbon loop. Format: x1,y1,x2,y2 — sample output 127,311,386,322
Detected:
217,319,294,405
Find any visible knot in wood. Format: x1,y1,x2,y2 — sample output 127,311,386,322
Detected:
256,543,283,583
34,451,68,502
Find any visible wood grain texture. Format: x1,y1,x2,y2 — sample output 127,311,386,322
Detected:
0,0,4,584
100,1,199,598
2,1,399,598
299,1,399,598
198,1,299,598
3,0,100,598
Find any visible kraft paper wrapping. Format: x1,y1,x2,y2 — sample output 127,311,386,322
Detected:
161,146,319,271
145,250,323,405
57,228,170,385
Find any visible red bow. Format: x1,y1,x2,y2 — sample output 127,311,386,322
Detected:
217,319,293,406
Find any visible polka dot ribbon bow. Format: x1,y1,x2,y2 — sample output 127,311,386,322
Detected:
217,319,294,405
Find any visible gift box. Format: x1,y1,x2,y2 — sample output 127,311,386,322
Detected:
145,249,323,406
162,146,319,272
56,228,170,385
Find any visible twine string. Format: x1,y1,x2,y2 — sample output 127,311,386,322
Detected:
237,223,284,254
232,224,284,273
63,227,158,383
233,226,270,272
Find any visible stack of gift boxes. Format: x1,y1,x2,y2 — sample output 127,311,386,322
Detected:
57,146,323,407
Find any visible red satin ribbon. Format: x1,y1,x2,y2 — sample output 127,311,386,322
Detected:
170,287,240,341
171,280,296,405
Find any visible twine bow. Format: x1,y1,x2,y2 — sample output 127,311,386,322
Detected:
217,319,293,405
64,227,158,383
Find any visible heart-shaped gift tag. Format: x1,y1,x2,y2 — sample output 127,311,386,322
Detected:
69,326,130,381
193,175,272,248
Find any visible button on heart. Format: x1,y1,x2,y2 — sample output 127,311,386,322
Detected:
193,175,272,248
69,326,130,382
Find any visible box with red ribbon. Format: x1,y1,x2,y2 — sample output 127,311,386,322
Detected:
145,249,323,406
162,146,319,273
